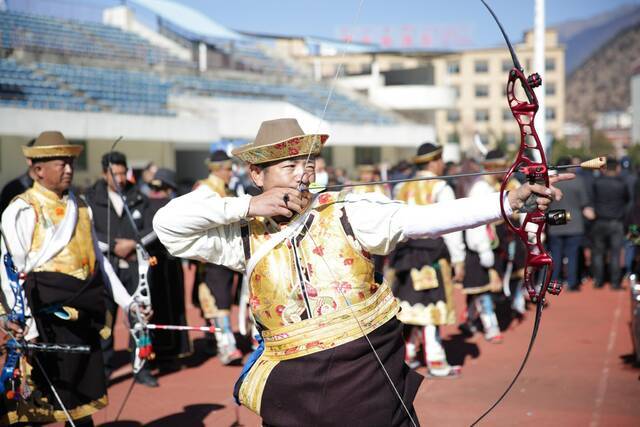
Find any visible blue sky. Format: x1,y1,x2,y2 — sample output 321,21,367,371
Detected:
169,0,640,48
10,0,640,49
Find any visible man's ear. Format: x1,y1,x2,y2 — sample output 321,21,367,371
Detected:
32,163,45,180
249,164,265,188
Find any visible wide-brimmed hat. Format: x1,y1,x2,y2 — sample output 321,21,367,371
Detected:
150,168,177,190
357,164,377,174
413,142,442,165
231,118,328,165
22,131,83,159
482,148,508,168
205,150,232,170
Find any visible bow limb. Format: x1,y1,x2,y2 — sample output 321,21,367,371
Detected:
105,139,155,375
285,1,419,423
472,1,566,424
105,139,157,422
295,210,418,427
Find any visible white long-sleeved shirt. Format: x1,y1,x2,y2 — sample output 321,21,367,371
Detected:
153,189,512,272
1,195,134,341
464,179,496,260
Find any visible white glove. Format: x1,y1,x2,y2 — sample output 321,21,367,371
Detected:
479,250,495,269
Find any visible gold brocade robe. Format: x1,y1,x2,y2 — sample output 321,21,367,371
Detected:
394,171,443,205
18,183,96,280
197,174,232,197
246,191,386,330
237,192,398,415
350,184,390,198
391,171,455,326
2,183,107,424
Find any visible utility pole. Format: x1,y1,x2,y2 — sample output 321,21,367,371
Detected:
534,0,547,152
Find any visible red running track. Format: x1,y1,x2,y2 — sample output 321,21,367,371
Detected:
51,281,640,426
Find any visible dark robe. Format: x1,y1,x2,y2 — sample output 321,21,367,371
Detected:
1,267,107,424
146,197,192,359
389,238,450,319
248,319,422,427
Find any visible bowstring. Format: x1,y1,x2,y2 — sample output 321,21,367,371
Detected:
298,218,418,427
105,137,141,420
297,0,367,188
470,300,543,426
288,1,417,422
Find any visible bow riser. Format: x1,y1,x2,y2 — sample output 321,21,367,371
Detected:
500,66,561,303
131,244,155,372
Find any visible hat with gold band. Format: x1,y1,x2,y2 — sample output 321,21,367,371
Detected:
22,131,83,159
205,150,233,170
482,148,508,169
413,142,443,165
357,164,377,174
232,118,328,165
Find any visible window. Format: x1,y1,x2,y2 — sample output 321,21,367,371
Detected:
502,60,512,72
478,133,489,145
355,146,381,165
474,60,489,73
505,133,518,146
475,109,489,122
475,84,489,97
545,82,556,96
321,146,333,166
545,107,556,120
447,132,460,144
502,108,512,121
545,58,556,71
451,85,460,98
447,61,460,74
447,110,460,122
71,140,87,171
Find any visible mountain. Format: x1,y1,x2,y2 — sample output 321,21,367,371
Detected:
556,4,640,75
565,24,640,123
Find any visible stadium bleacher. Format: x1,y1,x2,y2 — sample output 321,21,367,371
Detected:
0,59,91,111
0,10,191,67
0,9,396,124
37,63,173,116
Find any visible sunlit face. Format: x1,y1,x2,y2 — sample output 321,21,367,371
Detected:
250,156,316,191
104,163,127,192
212,163,234,185
142,164,157,183
482,161,508,183
359,170,375,182
33,157,74,195
423,156,445,176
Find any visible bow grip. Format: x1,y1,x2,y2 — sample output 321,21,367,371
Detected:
521,194,538,213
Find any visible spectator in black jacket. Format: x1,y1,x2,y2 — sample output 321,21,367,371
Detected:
591,157,631,290
548,157,595,291
0,139,36,214
83,151,158,387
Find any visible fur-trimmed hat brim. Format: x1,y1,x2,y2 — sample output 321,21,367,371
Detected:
232,134,328,165
23,144,83,159
413,147,443,164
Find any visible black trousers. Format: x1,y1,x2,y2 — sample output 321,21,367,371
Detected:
257,318,423,427
592,219,625,287
0,271,107,424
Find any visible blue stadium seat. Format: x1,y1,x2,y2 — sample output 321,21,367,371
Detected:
0,10,193,68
